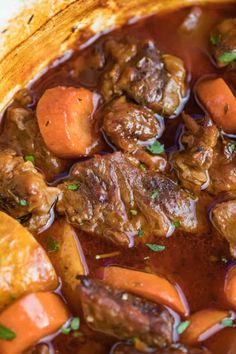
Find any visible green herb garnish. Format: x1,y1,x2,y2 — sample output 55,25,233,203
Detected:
130,209,138,216
221,318,234,327
24,154,35,164
219,51,236,64
71,317,80,331
47,237,60,253
73,331,82,337
177,320,190,334
139,163,147,171
173,220,181,228
61,327,71,335
146,141,165,155
0,324,16,341
224,103,230,114
19,199,28,207
226,142,236,155
221,256,228,264
146,243,166,252
61,317,81,335
151,189,159,200
210,34,221,46
67,184,79,191
138,228,144,237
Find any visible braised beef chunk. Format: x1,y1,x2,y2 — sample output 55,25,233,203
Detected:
0,107,69,181
102,96,162,152
57,152,197,246
212,199,236,257
102,96,166,171
100,38,187,116
112,343,210,354
171,113,219,191
210,18,236,67
208,138,236,194
79,277,173,348
0,150,59,231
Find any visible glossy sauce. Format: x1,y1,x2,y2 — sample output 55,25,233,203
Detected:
15,3,236,353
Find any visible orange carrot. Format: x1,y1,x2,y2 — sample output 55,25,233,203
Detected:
196,78,236,134
180,309,229,345
103,266,188,316
225,265,236,309
36,86,101,158
0,292,69,354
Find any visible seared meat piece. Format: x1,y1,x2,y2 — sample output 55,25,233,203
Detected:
212,199,236,257
100,38,187,116
103,96,162,152
57,152,197,246
112,343,210,354
79,277,173,348
210,18,236,67
171,114,219,192
102,96,166,171
0,107,69,181
208,138,236,194
172,114,236,194
0,150,59,231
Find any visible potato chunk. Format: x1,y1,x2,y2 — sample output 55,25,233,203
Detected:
0,212,58,310
40,219,88,312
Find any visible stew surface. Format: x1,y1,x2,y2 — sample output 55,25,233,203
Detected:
0,3,236,354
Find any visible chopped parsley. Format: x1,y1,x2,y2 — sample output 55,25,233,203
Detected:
73,331,82,337
67,184,79,191
138,228,144,237
139,163,147,171
225,142,236,155
176,320,190,334
146,243,166,252
47,237,60,253
219,51,236,64
71,317,80,331
61,327,71,335
221,318,234,327
221,256,228,264
130,209,138,216
61,317,81,335
146,141,165,155
24,154,35,164
173,220,181,228
210,34,221,46
0,324,16,341
151,189,159,200
19,199,28,207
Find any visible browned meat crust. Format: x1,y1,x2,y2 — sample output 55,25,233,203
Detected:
0,150,59,231
79,277,173,348
57,152,197,246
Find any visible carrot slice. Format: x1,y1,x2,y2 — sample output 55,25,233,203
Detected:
103,266,188,316
196,78,236,134
36,86,101,158
180,309,229,345
0,292,69,354
225,265,236,309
